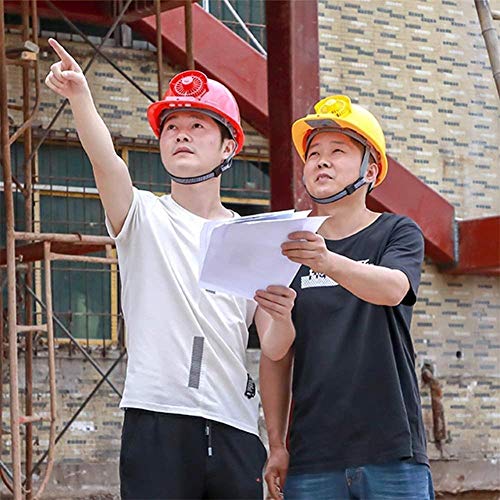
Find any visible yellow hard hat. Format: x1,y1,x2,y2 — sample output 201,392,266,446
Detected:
292,95,388,188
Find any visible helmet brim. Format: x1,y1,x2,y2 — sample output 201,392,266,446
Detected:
147,98,245,155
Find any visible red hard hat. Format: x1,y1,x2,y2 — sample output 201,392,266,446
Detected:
147,70,245,154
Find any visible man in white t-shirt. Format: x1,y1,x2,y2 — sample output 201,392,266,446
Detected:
45,39,297,499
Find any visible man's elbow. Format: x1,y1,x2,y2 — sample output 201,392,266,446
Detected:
261,343,290,362
385,281,410,306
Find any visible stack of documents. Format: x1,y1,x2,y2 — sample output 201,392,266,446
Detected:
198,210,327,299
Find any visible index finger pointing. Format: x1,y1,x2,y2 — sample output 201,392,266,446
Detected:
287,231,317,241
48,38,77,66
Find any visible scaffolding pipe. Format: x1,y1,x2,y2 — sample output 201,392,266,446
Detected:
0,0,23,496
185,0,194,69
0,292,11,494
20,1,39,495
221,0,267,56
49,252,118,264
32,243,58,500
15,231,114,245
475,0,500,98
155,0,164,98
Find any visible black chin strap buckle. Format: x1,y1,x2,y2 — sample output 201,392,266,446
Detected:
212,164,224,178
345,183,357,195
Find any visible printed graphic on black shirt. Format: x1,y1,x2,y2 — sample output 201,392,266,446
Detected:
301,259,369,289
245,374,256,399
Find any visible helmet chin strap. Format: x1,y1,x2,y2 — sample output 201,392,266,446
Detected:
166,155,234,185
305,146,372,204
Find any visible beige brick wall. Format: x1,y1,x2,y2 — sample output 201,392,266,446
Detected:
318,0,500,466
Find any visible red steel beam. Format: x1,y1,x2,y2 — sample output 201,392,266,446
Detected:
4,1,109,25
130,4,269,136
4,1,192,24
444,216,500,275
367,157,456,264
266,0,319,211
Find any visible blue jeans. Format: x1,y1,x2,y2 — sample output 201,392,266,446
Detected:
284,460,434,500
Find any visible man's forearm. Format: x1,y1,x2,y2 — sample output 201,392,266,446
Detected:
260,318,296,362
324,252,409,306
69,90,120,169
260,350,293,448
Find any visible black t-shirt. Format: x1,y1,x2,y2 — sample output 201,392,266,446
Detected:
288,213,428,474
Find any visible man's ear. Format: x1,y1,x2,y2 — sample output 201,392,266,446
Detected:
365,162,379,185
222,138,237,159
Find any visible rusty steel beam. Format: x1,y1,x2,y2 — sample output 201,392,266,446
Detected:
422,366,447,452
266,0,319,211
0,242,110,266
4,0,109,24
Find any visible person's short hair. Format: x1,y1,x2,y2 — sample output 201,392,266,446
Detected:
216,121,233,144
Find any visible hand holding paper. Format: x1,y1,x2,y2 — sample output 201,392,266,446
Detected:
198,210,327,299
281,230,333,276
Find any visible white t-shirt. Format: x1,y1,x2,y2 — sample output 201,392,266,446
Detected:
106,188,260,435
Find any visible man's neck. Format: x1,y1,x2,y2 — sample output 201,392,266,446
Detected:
170,180,232,220
315,196,381,240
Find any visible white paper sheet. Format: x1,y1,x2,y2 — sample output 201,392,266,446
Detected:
199,210,328,299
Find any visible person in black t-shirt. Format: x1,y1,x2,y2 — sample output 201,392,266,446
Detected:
258,95,435,499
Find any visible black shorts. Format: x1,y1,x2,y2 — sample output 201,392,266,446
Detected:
120,409,267,500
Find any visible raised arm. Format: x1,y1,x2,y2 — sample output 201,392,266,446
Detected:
45,38,133,235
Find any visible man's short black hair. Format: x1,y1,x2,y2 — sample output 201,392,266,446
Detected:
216,121,233,144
